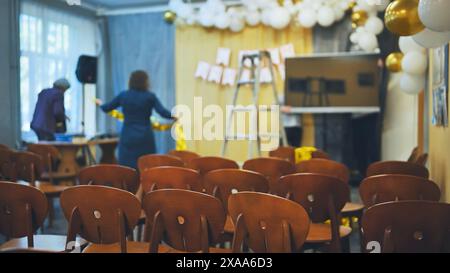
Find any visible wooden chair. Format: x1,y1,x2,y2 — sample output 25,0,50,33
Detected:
228,192,310,253
359,174,441,208
168,150,200,165
203,169,269,238
361,201,450,253
311,150,331,159
27,143,76,184
406,147,428,166
0,148,15,180
295,158,365,229
13,151,69,227
142,189,229,253
243,157,295,197
269,146,295,164
60,185,151,253
367,161,429,178
187,156,239,193
0,144,10,150
407,147,419,163
140,166,202,193
415,153,429,166
137,154,184,173
77,164,140,194
0,181,85,252
281,173,352,252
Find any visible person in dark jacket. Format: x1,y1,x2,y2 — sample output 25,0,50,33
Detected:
31,78,70,141
96,70,176,169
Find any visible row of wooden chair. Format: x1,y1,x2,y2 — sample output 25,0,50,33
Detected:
1,180,448,253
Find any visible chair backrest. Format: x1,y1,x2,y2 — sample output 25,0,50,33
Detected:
362,201,450,253
13,151,44,186
407,147,419,163
142,189,226,253
359,175,441,207
269,146,295,164
78,165,140,194
187,156,239,175
295,158,350,183
0,148,15,180
0,182,48,245
204,169,269,209
228,192,310,253
281,173,349,223
27,144,60,172
137,154,184,173
415,153,428,166
243,157,295,196
0,144,10,151
367,161,429,179
168,150,200,165
311,150,331,159
60,185,141,253
140,166,202,193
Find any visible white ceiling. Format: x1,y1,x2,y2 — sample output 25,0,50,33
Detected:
84,0,169,9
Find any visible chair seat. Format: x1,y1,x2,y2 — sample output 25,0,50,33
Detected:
18,181,69,197
83,241,231,253
306,223,352,243
224,215,234,234
341,202,365,214
0,235,87,253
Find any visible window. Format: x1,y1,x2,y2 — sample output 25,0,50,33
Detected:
20,1,97,141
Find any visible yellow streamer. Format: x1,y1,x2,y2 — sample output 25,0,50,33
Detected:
294,146,317,164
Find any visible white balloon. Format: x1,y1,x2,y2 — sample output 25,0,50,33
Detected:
298,8,317,28
317,6,335,27
214,13,230,29
270,7,291,29
245,10,261,26
199,12,215,27
399,36,425,53
402,51,428,75
177,5,193,19
261,9,272,26
230,18,245,32
364,16,384,35
412,28,450,49
334,7,345,22
400,73,425,95
418,0,450,32
376,0,390,11
350,32,360,44
358,32,378,52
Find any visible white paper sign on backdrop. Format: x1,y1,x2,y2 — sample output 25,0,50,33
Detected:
259,67,273,83
195,61,210,80
222,68,237,86
207,65,223,83
277,64,286,80
216,48,231,66
268,48,281,65
238,50,260,67
280,43,295,60
239,69,251,83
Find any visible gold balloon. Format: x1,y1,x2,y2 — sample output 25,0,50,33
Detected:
384,0,425,36
163,11,176,24
351,10,368,27
347,1,357,11
385,52,404,72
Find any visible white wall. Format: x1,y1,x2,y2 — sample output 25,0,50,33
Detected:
381,73,418,161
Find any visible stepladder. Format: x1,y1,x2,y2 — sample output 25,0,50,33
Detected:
221,50,288,159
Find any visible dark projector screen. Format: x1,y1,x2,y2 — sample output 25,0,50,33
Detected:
285,53,381,107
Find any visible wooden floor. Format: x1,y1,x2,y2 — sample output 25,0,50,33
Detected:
0,186,363,253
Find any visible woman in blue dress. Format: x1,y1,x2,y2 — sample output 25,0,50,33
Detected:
96,70,176,169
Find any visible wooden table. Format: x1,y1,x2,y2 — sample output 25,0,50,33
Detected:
39,138,119,178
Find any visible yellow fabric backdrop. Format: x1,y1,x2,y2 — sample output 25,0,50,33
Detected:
175,25,314,162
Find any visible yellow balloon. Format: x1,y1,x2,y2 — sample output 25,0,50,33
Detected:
348,1,357,11
163,10,176,24
386,52,404,73
384,0,425,36
351,10,368,27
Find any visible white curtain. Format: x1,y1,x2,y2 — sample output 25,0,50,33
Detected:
20,0,98,140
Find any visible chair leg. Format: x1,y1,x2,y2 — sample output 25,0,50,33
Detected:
48,198,55,228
